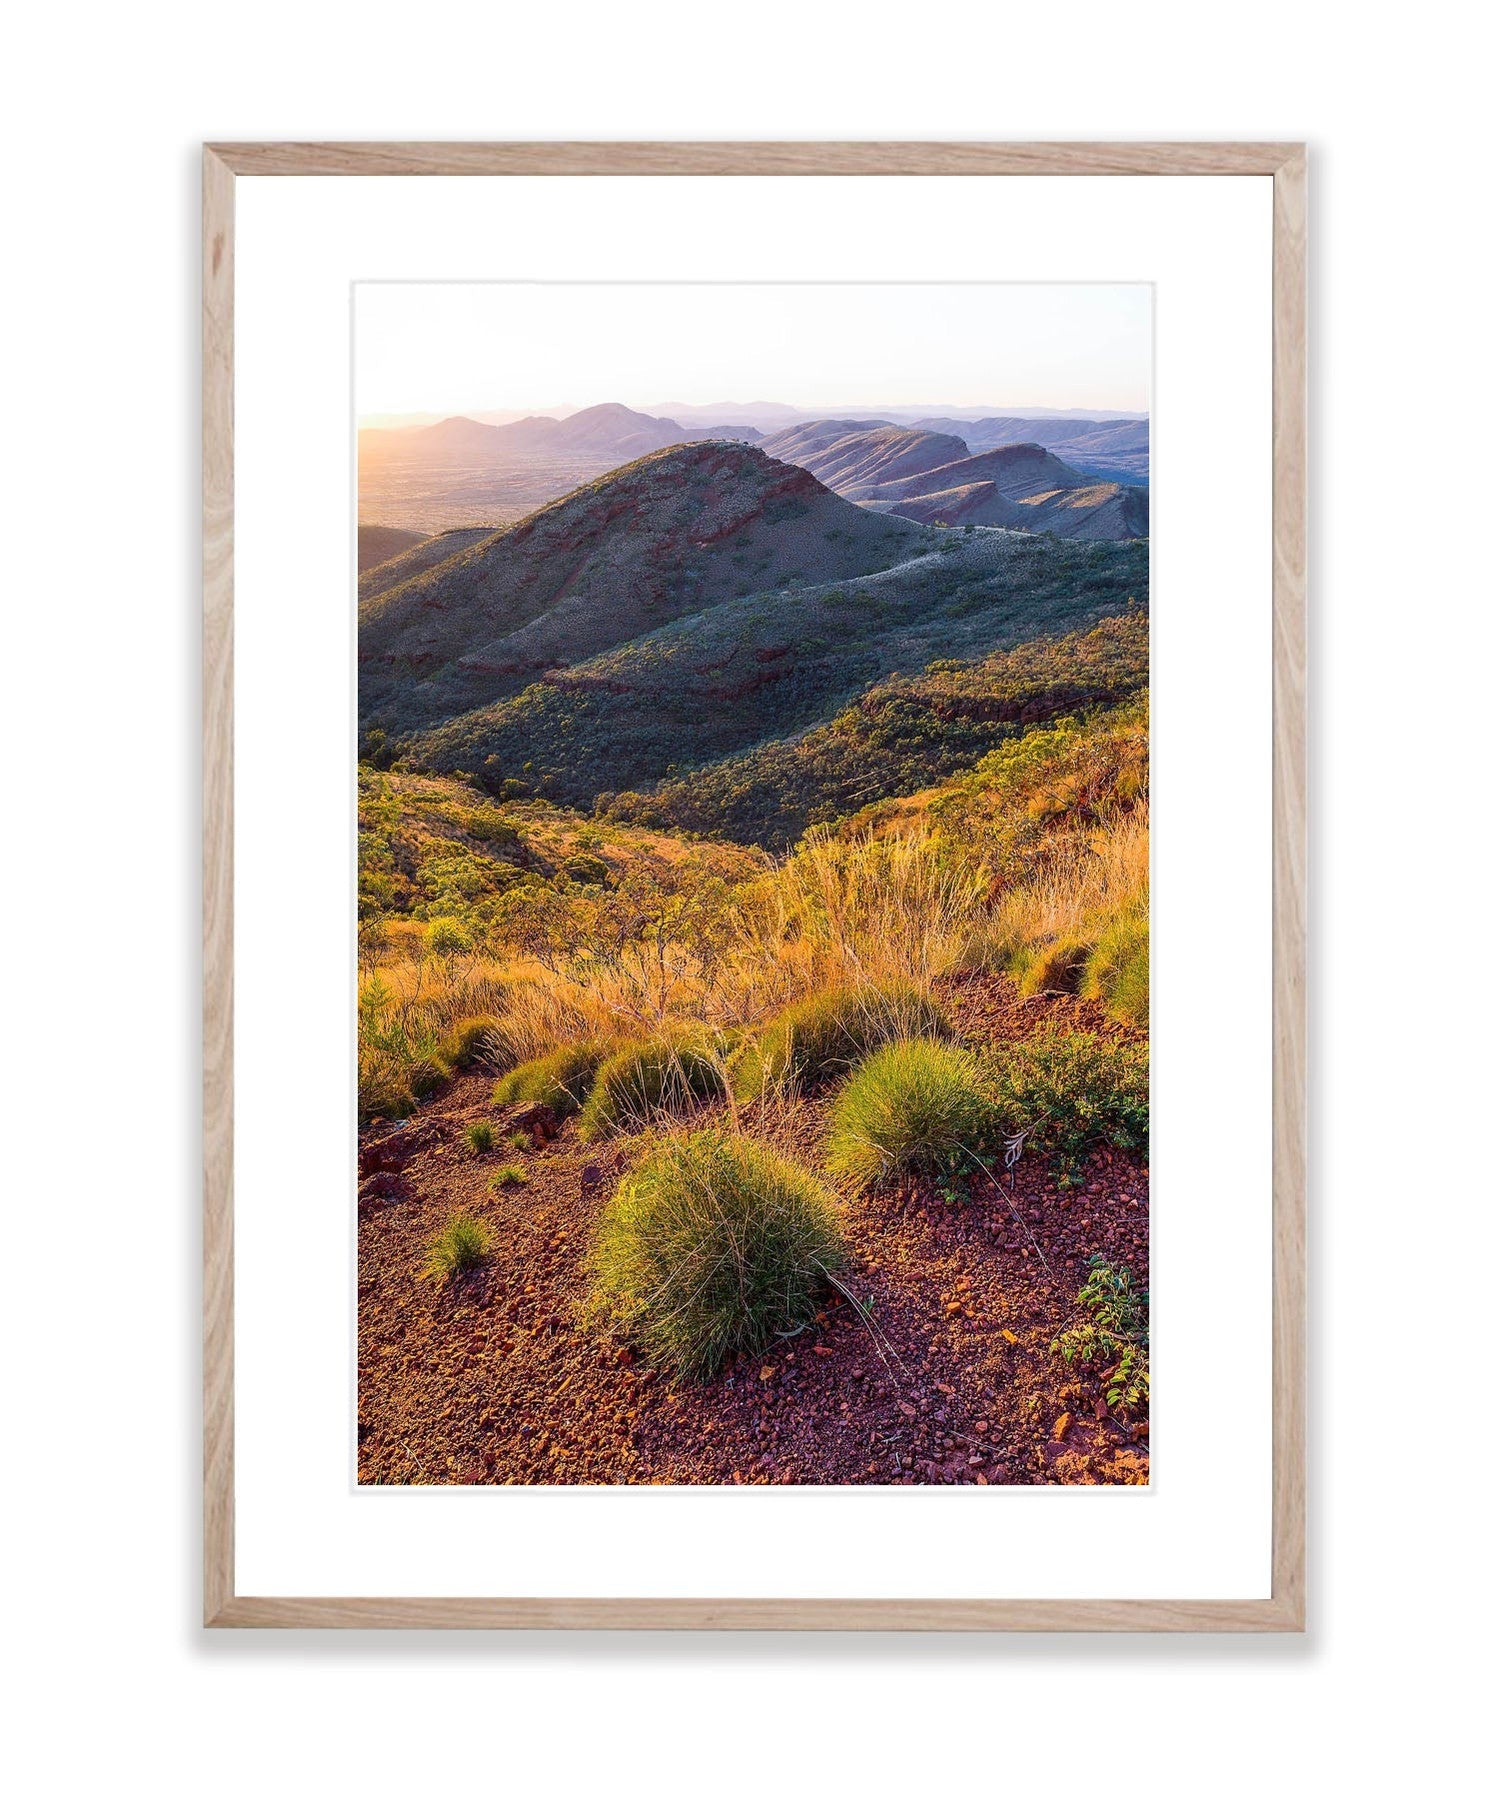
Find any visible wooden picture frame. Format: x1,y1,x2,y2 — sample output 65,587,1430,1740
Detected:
203,140,1306,1630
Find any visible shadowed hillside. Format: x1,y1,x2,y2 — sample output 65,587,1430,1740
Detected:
359,441,936,738
359,527,497,602
358,524,428,574
400,528,1146,809
603,610,1149,847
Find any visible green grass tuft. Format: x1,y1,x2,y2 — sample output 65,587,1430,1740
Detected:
464,1121,494,1154
732,980,950,1104
1016,936,1092,998
587,1129,845,1379
825,1039,994,1193
406,1055,451,1102
577,1032,729,1141
422,1211,492,1281
490,1163,527,1189
1080,913,1149,1028
437,1015,505,1071
493,1038,620,1122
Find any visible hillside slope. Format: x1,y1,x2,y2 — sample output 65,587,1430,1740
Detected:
358,527,498,603
912,414,1150,483
605,610,1149,847
406,529,1147,810
759,420,965,489
359,442,936,737
358,524,428,574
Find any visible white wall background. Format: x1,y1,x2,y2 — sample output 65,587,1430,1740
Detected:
6,4,1492,1793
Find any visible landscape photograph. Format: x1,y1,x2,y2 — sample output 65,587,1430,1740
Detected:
355,282,1152,1487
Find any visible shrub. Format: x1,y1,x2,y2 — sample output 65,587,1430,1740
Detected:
561,852,610,887
407,1055,451,1102
577,1032,728,1140
422,1211,492,1281
438,1015,505,1071
732,980,950,1104
587,1129,845,1379
989,1028,1149,1176
1081,913,1149,1029
464,1121,494,1154
424,915,473,956
1052,1256,1150,1413
506,1131,531,1152
493,1037,619,1122
491,1164,527,1189
825,1039,994,1193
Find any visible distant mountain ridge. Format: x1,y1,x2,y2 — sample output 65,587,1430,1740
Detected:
761,425,1147,540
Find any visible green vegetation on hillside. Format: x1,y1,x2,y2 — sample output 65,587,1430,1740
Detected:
605,609,1148,848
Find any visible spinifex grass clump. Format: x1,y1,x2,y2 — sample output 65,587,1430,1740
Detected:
490,1164,527,1189
422,1211,492,1282
989,1027,1148,1177
577,1032,729,1140
825,1039,994,1193
1015,936,1092,998
437,1015,505,1071
587,1130,845,1379
1080,912,1149,1029
731,980,950,1104
464,1121,494,1154
493,1038,620,1122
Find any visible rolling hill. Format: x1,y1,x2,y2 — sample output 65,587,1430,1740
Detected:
358,524,428,574
393,515,1147,811
762,429,1148,540
912,414,1150,483
359,441,935,740
359,527,498,603
758,420,968,490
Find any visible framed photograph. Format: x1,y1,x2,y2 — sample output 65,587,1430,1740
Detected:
204,141,1305,1629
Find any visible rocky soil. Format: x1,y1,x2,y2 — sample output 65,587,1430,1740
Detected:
357,971,1149,1487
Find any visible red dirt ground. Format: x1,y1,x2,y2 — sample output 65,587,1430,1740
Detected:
357,971,1149,1486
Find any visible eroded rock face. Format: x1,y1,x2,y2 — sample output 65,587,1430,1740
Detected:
358,1170,414,1208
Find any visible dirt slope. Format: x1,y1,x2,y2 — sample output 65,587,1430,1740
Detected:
357,971,1149,1487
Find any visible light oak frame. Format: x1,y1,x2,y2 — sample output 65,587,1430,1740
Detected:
203,140,1306,1630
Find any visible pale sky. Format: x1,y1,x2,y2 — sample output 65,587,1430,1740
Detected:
355,282,1151,422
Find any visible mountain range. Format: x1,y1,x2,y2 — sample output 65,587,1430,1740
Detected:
360,401,1149,538
359,440,1147,810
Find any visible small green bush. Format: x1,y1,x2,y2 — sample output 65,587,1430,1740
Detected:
561,852,610,887
493,1037,619,1122
825,1039,994,1193
422,1211,492,1281
577,1032,728,1141
424,915,473,956
491,1163,527,1189
732,980,950,1103
1053,1256,1150,1413
407,1055,451,1102
1081,913,1149,1029
506,1131,531,1152
989,1028,1149,1176
438,1015,504,1071
587,1129,844,1379
464,1121,494,1154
